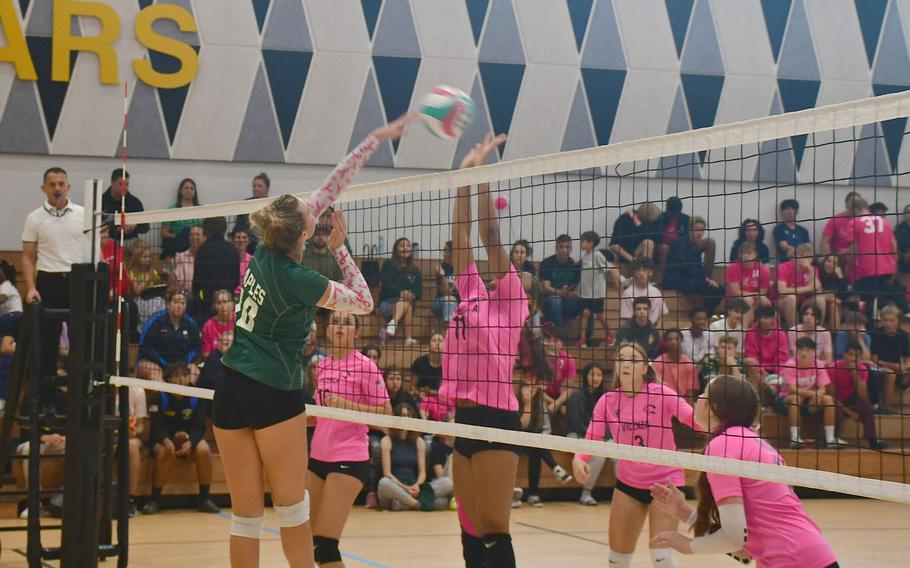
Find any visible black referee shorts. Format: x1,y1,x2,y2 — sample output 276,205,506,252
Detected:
213,365,306,430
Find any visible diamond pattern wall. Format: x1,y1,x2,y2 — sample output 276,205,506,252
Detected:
0,0,902,175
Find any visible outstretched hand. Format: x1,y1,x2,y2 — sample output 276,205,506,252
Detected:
372,112,416,142
327,211,348,251
460,133,507,169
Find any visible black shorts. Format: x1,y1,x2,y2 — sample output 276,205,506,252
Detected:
579,298,605,313
454,405,522,458
308,457,370,487
615,479,685,506
213,366,306,430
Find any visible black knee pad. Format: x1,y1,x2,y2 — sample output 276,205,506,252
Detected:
461,530,487,568
482,533,515,568
313,535,341,565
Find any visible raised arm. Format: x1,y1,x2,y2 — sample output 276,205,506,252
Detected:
305,114,412,218
451,149,477,276
316,212,374,315
475,134,510,279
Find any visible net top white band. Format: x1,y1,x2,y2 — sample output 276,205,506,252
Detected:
121,89,910,226
110,375,910,505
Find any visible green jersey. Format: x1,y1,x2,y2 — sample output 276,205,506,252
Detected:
222,247,329,391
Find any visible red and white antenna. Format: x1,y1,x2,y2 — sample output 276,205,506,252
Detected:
114,81,128,367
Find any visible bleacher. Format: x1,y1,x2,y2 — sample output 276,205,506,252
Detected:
1,250,908,506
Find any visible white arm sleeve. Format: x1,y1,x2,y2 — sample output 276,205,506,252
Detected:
318,246,373,315
304,136,378,219
689,503,748,555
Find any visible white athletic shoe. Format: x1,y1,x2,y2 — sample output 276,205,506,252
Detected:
527,494,543,507
789,437,806,449
385,319,397,337
579,492,598,506
828,437,849,449
404,337,418,347
553,465,573,484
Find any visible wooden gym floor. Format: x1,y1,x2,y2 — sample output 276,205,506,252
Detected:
0,499,907,567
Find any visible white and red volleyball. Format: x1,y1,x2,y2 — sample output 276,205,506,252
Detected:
418,85,475,139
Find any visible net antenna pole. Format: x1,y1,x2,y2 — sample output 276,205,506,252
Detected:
115,81,128,377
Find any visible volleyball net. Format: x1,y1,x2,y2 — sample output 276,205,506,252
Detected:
104,89,910,505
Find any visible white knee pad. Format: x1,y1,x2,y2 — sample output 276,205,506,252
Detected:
274,490,310,528
230,514,264,539
650,547,677,567
608,548,633,568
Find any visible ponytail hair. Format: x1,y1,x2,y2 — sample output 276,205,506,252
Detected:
517,325,554,385
693,375,761,537
250,194,307,254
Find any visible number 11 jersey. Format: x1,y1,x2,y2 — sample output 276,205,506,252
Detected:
442,263,528,411
222,246,329,391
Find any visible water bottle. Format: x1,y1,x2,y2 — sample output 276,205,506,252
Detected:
378,235,386,256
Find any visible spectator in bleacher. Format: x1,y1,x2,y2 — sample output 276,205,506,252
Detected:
160,178,202,258
820,191,862,256
126,238,165,326
302,207,343,282
517,373,572,508
378,403,453,510
662,215,723,312
896,204,910,284
539,235,581,331
379,237,422,346
542,334,577,416
654,197,690,272
619,258,666,327
744,305,789,380
653,329,698,402
870,202,889,215
565,362,607,506
870,305,910,414
616,297,661,359
816,253,850,329
192,217,240,318
362,344,382,366
411,333,443,391
681,305,712,364
233,172,270,254
699,335,749,392
143,362,219,514
773,199,811,262
834,311,872,362
384,366,419,410
609,202,661,264
577,231,611,348
201,290,235,357
725,241,771,328
0,260,23,337
171,225,204,293
510,239,537,275
777,243,826,329
230,226,253,294
708,298,749,352
729,219,770,263
847,197,909,319
431,241,459,326
198,330,232,397
511,239,542,328
122,384,149,517
787,304,833,364
779,337,845,449
137,291,201,383
102,168,148,241
23,167,84,388
429,429,454,500
828,341,886,450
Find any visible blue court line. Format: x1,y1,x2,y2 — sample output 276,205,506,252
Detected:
216,512,390,568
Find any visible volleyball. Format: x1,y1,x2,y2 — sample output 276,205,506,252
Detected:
418,85,475,139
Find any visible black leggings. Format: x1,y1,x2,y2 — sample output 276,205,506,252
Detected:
526,447,558,494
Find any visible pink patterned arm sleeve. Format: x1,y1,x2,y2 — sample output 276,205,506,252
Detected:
318,246,374,315
304,135,379,218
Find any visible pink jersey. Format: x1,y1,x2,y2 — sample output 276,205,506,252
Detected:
652,354,699,396
725,261,770,297
822,211,853,253
848,214,897,280
787,326,832,361
442,263,529,411
774,260,819,299
706,426,837,567
201,316,235,356
311,351,389,462
544,349,577,399
578,382,696,488
780,357,831,393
